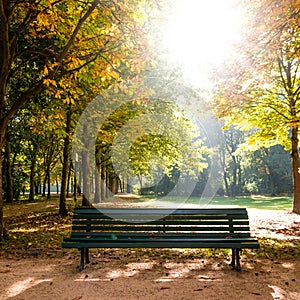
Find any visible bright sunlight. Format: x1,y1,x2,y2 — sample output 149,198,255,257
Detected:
161,0,243,88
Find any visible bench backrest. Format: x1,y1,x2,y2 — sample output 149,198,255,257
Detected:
71,208,251,238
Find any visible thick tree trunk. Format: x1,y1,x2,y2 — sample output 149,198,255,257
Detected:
291,127,300,214
4,139,13,203
0,152,6,240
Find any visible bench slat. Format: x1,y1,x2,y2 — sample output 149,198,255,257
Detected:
68,232,252,238
72,214,249,220
64,237,257,243
73,208,248,215
62,240,260,249
73,219,249,225
71,225,251,232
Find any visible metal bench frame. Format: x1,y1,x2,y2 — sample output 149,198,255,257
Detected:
62,207,260,272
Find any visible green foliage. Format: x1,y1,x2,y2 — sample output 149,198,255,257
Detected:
92,97,209,196
212,0,300,212
212,0,300,149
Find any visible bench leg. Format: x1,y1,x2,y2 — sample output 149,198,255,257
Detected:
236,249,241,272
229,248,236,269
78,248,90,272
79,248,85,272
86,248,90,264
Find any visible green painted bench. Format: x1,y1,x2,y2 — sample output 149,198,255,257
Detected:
62,207,260,272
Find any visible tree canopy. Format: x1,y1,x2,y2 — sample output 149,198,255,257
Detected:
0,0,160,239
212,0,300,213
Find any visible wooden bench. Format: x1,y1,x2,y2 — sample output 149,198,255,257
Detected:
62,207,260,272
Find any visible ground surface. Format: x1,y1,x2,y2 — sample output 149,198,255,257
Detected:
1,200,300,300
0,253,300,300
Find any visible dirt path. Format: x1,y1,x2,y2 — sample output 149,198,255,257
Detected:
1,200,300,299
0,254,299,300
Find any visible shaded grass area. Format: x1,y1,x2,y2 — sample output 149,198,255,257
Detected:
0,197,299,262
1,197,73,258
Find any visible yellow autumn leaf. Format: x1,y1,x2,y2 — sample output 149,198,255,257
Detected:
110,71,119,79
43,79,57,86
43,64,48,75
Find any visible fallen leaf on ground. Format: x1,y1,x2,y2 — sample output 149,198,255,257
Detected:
0,269,10,273
251,292,261,295
160,286,170,290
200,276,215,280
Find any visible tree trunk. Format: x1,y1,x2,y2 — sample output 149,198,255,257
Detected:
42,174,47,197
59,104,71,216
34,182,39,195
4,139,13,203
101,163,106,200
138,175,143,193
94,163,101,203
56,177,59,194
231,156,237,197
291,127,300,214
0,152,7,240
223,171,230,197
111,175,118,194
28,153,37,202
47,166,51,199
66,162,72,197
82,148,91,206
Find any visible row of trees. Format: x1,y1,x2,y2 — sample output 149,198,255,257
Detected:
2,121,293,202
217,127,292,197
0,0,163,239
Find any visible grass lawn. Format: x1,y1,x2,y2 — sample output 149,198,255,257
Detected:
206,195,293,210
143,195,293,211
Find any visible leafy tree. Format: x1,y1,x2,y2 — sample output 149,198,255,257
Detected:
212,0,300,213
0,0,158,239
